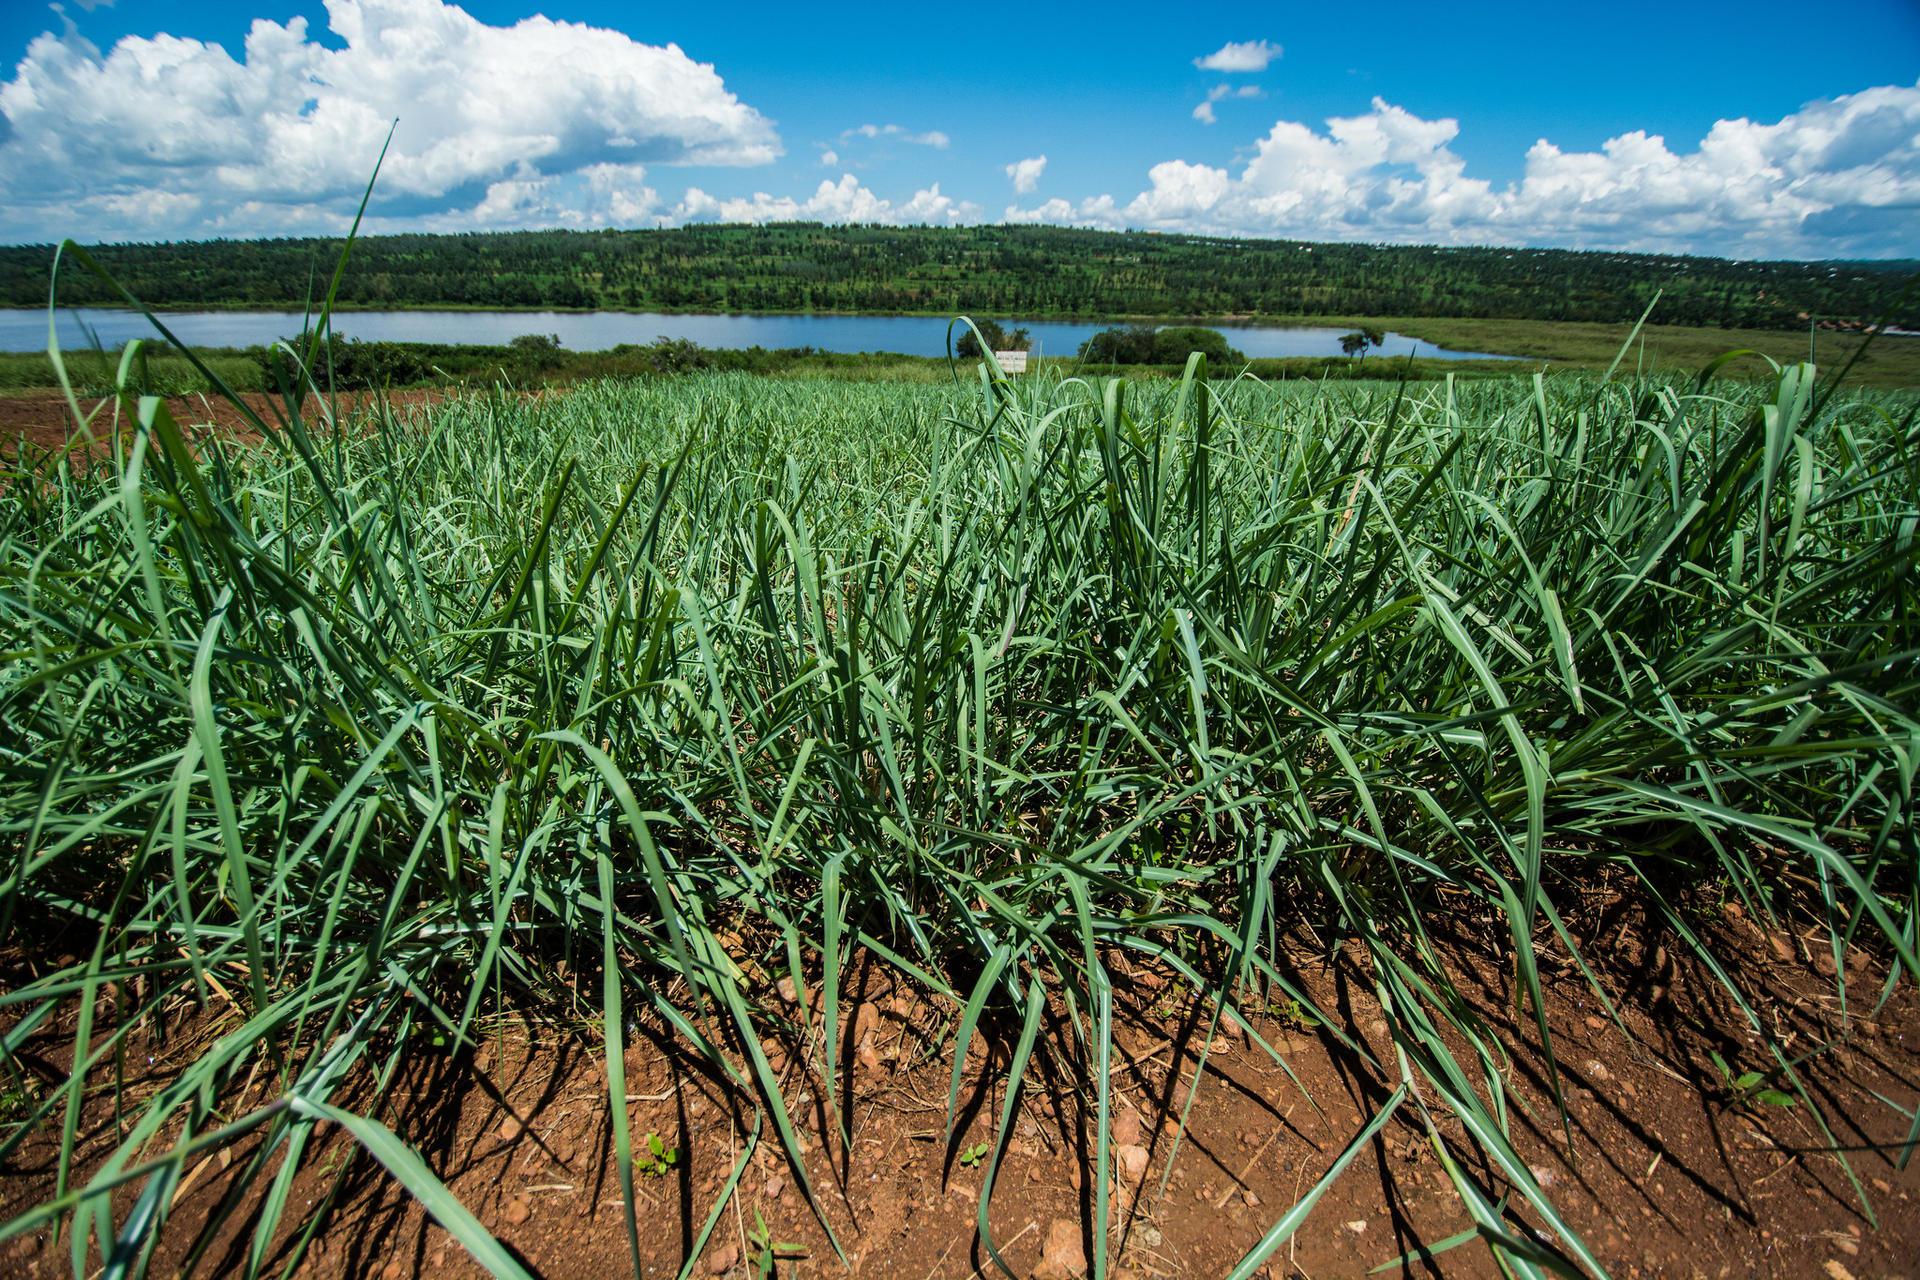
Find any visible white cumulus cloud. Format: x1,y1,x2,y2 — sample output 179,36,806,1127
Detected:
1194,40,1281,73
1120,84,1920,258
0,0,779,240
1196,81,1267,123
842,123,950,148
1003,195,1122,229
677,175,980,226
1005,155,1047,193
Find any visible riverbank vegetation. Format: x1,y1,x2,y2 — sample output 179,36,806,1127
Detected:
3,223,1913,329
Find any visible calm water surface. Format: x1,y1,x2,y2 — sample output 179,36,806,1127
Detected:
0,308,1517,361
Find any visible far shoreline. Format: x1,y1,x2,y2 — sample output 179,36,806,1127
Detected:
0,302,1432,329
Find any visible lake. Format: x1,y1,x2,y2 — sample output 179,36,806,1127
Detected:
0,307,1518,362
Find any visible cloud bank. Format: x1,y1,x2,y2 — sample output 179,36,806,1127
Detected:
1011,85,1920,258
0,0,777,239
678,175,980,226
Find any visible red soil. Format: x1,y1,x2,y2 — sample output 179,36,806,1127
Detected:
2,895,1915,1279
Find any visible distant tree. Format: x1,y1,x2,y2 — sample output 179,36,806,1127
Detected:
1149,326,1245,365
639,336,709,374
1340,327,1385,360
1079,325,1244,366
1079,325,1158,364
954,319,1030,358
510,333,563,352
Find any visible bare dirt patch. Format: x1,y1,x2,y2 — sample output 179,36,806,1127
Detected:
2,900,1915,1279
0,389,467,461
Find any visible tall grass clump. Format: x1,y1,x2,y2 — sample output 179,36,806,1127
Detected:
1,265,1916,1279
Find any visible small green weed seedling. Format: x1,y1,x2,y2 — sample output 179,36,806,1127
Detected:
1708,1051,1796,1110
747,1209,806,1277
638,1132,679,1177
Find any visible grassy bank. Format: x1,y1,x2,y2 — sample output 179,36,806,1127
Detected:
2,317,1915,1278
1374,315,1920,388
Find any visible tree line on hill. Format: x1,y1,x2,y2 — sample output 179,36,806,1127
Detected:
2,225,1913,330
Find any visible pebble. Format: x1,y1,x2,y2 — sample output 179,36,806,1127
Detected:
1111,1110,1143,1147
1584,1059,1612,1083
707,1242,739,1275
1345,1219,1368,1234
497,1115,523,1142
502,1197,530,1226
1033,1218,1085,1280
1115,1143,1150,1179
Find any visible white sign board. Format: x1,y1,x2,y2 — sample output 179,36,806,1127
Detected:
993,349,1029,375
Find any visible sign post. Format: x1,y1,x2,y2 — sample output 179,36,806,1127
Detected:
993,349,1029,376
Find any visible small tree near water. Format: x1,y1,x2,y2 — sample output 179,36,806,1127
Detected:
955,319,1031,359
1340,328,1385,361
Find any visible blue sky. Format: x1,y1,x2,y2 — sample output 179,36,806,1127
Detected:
2,0,1917,256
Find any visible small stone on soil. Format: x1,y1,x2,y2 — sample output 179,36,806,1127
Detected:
1034,1218,1085,1280
497,1115,523,1141
707,1243,738,1275
503,1197,530,1225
